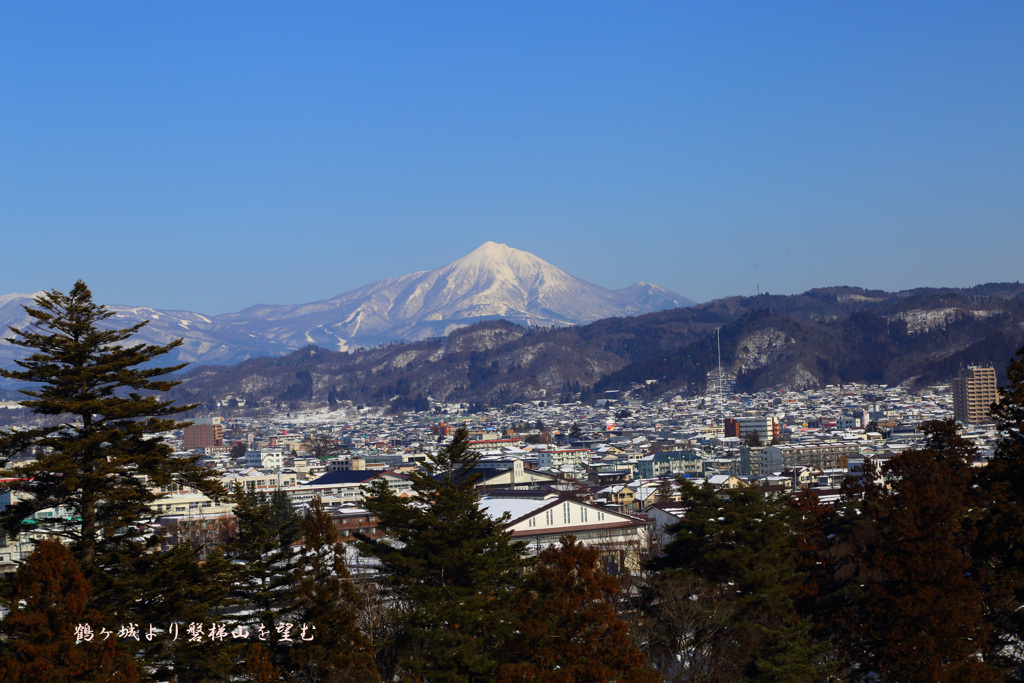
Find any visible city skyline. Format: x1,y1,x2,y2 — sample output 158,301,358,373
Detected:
2,2,1022,314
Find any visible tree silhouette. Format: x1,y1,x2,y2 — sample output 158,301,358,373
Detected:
0,281,223,573
497,536,658,683
0,538,139,682
286,496,379,682
974,346,1024,676
357,425,525,681
845,422,999,682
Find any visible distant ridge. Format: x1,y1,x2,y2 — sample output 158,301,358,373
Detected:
0,243,694,376
214,241,695,352
164,281,1024,411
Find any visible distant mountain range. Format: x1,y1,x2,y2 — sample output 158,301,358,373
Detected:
162,282,1024,412
6,249,1023,408
0,243,694,385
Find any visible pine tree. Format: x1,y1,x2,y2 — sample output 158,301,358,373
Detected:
357,425,526,682
788,488,871,679
846,421,998,682
973,346,1024,677
286,496,379,683
0,538,139,682
497,536,658,683
654,477,674,504
0,281,224,575
129,545,243,681
653,479,827,681
225,484,302,667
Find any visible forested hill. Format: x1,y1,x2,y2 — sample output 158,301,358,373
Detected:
169,283,1024,410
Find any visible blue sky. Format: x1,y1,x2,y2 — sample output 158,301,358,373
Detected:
2,2,1022,314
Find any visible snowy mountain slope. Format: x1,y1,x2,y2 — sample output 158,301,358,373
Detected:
0,243,693,377
614,281,697,311
211,242,691,350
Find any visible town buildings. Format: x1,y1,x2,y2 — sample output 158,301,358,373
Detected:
952,365,999,424
182,416,224,449
2,376,1004,572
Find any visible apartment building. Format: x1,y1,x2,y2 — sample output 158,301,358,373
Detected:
953,365,999,425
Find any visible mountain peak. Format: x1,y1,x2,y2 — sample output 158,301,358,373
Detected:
0,245,693,372
615,281,697,310
457,241,540,268
472,240,509,255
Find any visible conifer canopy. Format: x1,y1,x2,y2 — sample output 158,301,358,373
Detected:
0,280,223,570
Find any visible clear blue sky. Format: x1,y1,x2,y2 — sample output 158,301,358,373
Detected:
2,2,1022,314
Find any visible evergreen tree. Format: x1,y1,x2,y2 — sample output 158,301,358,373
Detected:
0,538,139,682
973,346,1024,677
788,488,872,679
357,425,526,682
653,479,827,681
128,545,242,681
654,477,675,504
0,281,224,575
844,422,998,682
497,536,658,683
225,485,302,667
286,496,379,683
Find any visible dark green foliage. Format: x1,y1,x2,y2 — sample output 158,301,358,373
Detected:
357,426,526,681
974,346,1024,677
127,545,242,681
286,496,379,682
0,281,223,573
653,479,827,681
654,477,674,503
0,280,226,649
225,485,302,670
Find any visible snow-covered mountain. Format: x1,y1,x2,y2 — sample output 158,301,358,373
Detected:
215,242,694,350
0,242,694,377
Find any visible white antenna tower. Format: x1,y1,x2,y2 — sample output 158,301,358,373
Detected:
716,327,724,402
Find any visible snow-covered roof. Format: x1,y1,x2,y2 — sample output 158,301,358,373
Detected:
479,497,553,523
